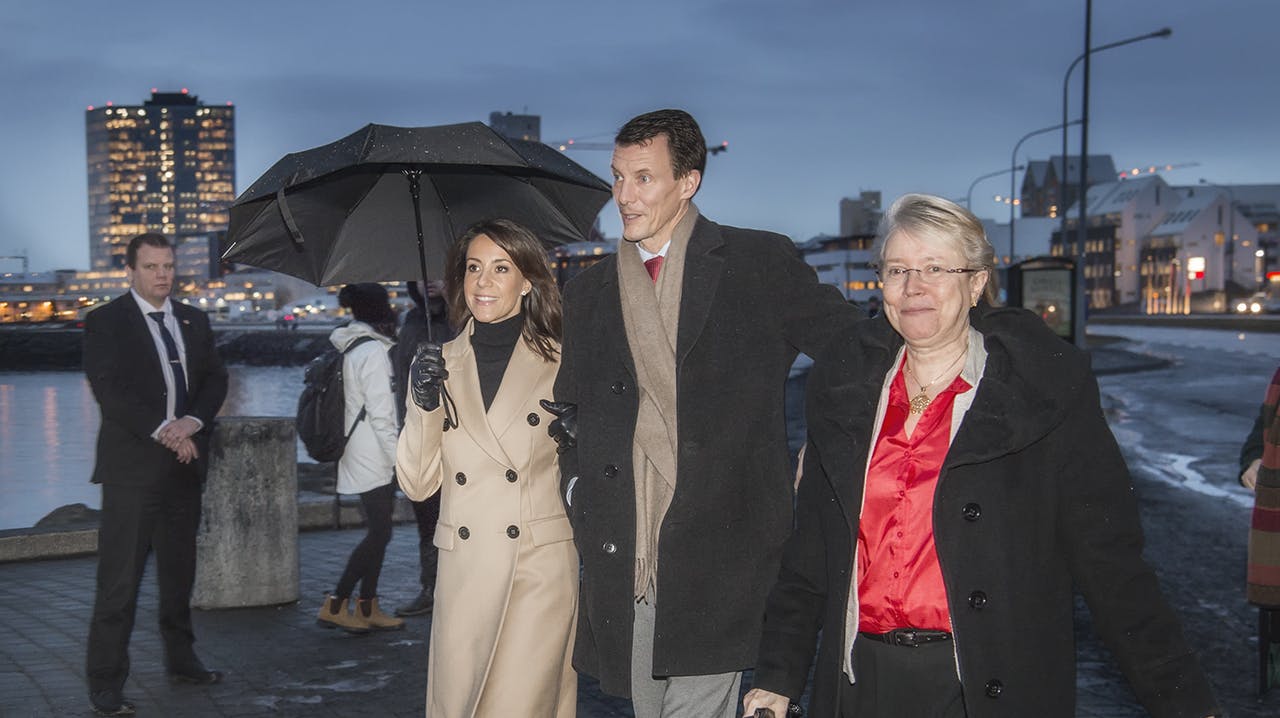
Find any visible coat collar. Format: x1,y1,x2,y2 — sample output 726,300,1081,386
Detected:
446,320,555,469
675,215,725,366
806,304,1087,521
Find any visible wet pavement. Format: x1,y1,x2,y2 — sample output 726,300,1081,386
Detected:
2,339,1278,716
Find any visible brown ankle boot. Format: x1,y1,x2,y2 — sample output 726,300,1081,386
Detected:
356,597,405,631
316,594,370,633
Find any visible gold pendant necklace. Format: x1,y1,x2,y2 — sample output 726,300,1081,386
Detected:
904,349,967,415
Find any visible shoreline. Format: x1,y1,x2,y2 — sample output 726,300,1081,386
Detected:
0,326,334,370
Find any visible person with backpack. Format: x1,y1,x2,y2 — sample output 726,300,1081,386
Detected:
396,219,577,717
315,283,405,633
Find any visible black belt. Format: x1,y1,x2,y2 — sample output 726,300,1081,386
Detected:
860,628,952,647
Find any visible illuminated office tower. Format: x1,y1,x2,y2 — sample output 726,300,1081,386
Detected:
85,89,235,283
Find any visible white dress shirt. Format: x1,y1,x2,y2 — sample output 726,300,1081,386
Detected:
129,290,201,436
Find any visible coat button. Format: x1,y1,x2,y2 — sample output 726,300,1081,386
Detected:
602,542,617,554
506,469,518,483
611,381,626,394
507,525,520,539
442,419,451,431
455,472,466,485
968,590,988,609
527,412,540,426
985,679,1003,698
458,526,470,540
962,502,982,521
603,464,618,478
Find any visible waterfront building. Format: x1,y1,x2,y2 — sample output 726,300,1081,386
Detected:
797,233,879,303
1020,155,1118,219
0,270,87,322
1050,175,1260,313
84,89,235,289
489,111,540,142
838,191,882,236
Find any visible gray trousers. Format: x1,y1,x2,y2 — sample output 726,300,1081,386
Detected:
630,600,741,718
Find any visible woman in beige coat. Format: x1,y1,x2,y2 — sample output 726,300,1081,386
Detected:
396,219,577,718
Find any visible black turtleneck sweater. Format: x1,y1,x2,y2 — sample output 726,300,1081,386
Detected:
471,314,523,411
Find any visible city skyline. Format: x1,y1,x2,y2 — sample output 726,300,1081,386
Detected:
2,0,1277,273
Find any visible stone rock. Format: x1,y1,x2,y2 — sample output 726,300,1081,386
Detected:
34,503,100,530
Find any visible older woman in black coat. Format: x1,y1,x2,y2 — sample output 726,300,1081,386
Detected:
743,194,1220,718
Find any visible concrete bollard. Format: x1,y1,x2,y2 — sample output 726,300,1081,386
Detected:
193,417,299,608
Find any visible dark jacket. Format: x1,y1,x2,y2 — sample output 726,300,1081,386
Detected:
554,215,859,697
84,294,228,485
752,305,1219,717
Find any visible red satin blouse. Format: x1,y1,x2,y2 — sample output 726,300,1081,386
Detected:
857,363,972,634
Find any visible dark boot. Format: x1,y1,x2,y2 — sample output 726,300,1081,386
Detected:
395,588,434,617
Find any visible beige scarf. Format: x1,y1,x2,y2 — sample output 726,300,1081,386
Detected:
617,204,699,600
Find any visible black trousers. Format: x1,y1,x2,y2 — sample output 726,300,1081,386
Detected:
409,493,440,590
839,636,968,717
86,479,203,693
335,482,395,599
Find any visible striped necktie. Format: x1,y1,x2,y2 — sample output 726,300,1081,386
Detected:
644,256,664,283
148,312,189,418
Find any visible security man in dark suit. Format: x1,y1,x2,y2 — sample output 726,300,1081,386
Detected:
83,233,228,716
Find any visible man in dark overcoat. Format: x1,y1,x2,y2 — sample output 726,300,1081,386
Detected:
552,109,859,717
83,233,228,716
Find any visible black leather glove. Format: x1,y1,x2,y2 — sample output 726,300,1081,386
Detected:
410,342,448,412
539,400,578,454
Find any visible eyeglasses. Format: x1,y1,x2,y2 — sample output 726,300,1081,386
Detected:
875,265,983,286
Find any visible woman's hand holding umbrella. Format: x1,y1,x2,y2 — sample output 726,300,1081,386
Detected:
410,342,448,412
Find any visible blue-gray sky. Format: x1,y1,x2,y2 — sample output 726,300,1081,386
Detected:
1,0,1275,272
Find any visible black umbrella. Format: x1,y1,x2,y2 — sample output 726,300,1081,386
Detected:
221,121,612,290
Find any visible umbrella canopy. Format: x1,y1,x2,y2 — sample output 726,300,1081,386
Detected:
222,122,612,286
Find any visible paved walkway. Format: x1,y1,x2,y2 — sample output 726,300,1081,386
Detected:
0,528,636,717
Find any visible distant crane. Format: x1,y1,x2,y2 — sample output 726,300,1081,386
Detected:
0,251,29,273
1117,161,1199,180
548,137,730,156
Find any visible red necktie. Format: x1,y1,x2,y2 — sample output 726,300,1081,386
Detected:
644,256,664,283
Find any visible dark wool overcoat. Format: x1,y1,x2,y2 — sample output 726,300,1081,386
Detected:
554,215,859,697
751,305,1220,717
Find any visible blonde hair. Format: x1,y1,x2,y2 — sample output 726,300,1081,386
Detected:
873,193,999,305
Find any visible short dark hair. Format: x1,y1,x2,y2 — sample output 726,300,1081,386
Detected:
338,283,397,337
125,233,172,268
445,219,562,362
615,109,707,180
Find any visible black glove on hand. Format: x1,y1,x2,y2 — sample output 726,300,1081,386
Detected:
539,400,578,454
410,342,448,412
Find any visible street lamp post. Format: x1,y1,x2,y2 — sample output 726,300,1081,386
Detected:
1009,121,1080,262
1199,178,1237,291
965,165,1024,213
1058,25,1173,239
1063,10,1172,348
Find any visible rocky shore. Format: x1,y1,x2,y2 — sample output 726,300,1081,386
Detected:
0,326,332,370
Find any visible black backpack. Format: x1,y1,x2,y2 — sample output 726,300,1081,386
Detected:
296,335,376,462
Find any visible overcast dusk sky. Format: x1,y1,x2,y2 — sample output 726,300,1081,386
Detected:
1,0,1275,272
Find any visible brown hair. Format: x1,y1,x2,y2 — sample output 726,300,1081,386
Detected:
125,233,172,268
444,219,561,361
616,109,707,182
